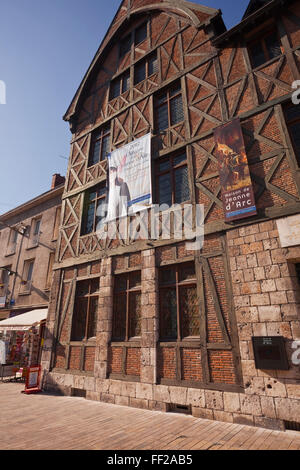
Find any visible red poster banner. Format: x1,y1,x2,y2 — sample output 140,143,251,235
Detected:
22,365,42,394
214,118,257,222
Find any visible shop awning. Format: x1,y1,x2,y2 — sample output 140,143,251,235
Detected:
0,309,48,332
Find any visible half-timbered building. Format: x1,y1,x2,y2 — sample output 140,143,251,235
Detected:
42,0,300,430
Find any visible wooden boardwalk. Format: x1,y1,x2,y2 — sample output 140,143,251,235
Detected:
1,382,300,450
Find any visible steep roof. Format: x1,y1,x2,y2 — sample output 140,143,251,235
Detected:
242,0,272,19
63,0,224,123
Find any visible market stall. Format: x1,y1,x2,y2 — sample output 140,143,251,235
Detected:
0,309,47,381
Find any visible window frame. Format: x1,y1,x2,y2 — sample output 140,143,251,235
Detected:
159,262,199,342
81,183,107,236
45,252,55,290
0,265,11,293
284,101,300,167
88,124,111,167
70,278,100,343
119,21,148,59
112,271,142,342
20,258,35,294
247,28,283,69
134,52,158,86
109,71,131,101
155,151,191,206
155,83,184,134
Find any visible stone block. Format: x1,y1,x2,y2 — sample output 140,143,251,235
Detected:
148,401,169,412
286,383,300,399
121,381,136,398
281,304,300,321
257,251,272,267
265,378,287,398
241,282,261,295
240,394,262,416
260,280,276,293
269,291,288,305
187,388,205,408
115,395,130,407
254,267,265,281
244,377,265,395
85,376,95,392
213,410,233,423
73,375,85,389
169,386,187,406
223,392,241,413
252,323,267,336
100,393,115,404
109,380,123,396
254,417,284,431
192,407,213,420
260,396,276,419
205,390,224,411
247,254,258,268
236,307,259,323
241,360,258,377
136,383,153,401
265,265,280,279
275,398,300,421
86,391,101,402
250,294,270,306
233,413,254,426
153,385,170,403
238,323,253,340
258,305,281,322
266,322,292,339
129,397,149,410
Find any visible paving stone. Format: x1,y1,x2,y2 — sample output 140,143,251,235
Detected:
0,383,299,450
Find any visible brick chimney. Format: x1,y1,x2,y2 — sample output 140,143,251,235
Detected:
51,173,65,189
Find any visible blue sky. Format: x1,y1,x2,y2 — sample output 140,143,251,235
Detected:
0,0,249,214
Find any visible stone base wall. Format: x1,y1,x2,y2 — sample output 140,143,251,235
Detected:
44,371,298,431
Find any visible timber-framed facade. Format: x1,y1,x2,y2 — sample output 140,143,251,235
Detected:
42,0,300,429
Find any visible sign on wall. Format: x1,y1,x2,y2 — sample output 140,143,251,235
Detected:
276,214,300,248
214,118,257,222
106,133,152,221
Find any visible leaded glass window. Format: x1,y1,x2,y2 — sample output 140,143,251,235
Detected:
285,102,300,167
156,152,190,206
112,271,142,341
248,29,282,69
89,124,111,166
159,262,199,341
155,84,184,133
71,278,100,341
81,184,107,235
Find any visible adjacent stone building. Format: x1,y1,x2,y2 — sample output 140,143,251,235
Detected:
42,0,300,430
0,174,64,320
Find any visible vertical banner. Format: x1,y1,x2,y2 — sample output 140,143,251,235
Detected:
214,118,257,222
106,133,152,221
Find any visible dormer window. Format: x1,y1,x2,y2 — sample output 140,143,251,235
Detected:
248,29,282,69
119,21,148,59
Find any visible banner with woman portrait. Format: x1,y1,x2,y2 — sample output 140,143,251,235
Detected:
106,134,152,222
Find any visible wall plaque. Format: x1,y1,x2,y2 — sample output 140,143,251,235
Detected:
277,215,300,248
252,336,289,370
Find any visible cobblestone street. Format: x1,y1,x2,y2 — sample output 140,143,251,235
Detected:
1,382,300,451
